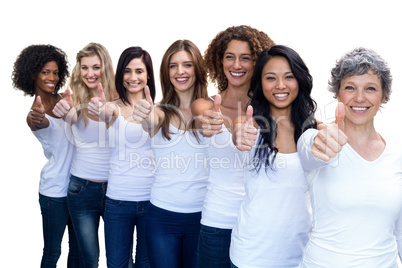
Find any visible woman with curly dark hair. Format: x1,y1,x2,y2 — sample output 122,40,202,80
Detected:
231,45,316,268
191,25,275,267
12,44,81,267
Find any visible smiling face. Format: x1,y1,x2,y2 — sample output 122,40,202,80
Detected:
35,61,59,95
337,71,384,128
261,56,299,115
123,57,147,95
222,40,254,89
169,50,196,93
80,54,102,90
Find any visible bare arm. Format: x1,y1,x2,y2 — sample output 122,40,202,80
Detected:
191,94,223,137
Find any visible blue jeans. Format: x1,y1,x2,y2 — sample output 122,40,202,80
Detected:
39,193,82,268
196,224,232,268
67,175,107,268
230,261,238,268
146,203,201,268
104,197,150,268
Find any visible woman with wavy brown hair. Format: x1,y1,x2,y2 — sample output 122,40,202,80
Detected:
191,25,275,267
133,39,209,268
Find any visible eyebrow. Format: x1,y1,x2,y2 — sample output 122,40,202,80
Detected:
263,71,293,76
224,52,251,56
169,61,193,64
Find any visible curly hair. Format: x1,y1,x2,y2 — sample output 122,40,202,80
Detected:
12,44,69,96
159,39,208,140
249,46,317,172
204,25,275,92
328,47,392,103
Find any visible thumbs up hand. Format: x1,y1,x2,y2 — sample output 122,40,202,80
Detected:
30,96,46,125
311,102,347,161
53,88,73,118
133,85,154,122
200,94,224,137
235,105,258,151
88,83,106,116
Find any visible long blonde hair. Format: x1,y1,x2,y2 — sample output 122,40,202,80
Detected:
69,42,116,125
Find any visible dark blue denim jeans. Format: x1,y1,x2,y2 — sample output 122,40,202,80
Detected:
146,203,201,268
104,197,150,268
196,224,232,268
39,193,81,268
230,261,238,268
67,175,107,268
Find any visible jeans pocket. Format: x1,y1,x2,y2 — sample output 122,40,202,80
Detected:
68,179,84,195
105,198,121,207
200,225,222,235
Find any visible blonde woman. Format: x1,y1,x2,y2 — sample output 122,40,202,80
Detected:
53,42,115,268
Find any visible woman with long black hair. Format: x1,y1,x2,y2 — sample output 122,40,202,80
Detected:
231,45,317,268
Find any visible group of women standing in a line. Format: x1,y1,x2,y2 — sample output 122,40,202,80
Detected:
12,24,402,268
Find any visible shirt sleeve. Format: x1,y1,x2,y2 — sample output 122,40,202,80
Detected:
296,128,339,172
396,203,402,260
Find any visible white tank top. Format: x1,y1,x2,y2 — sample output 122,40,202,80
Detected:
150,124,209,213
200,123,246,229
70,117,110,181
230,148,311,268
107,108,154,201
32,113,74,197
200,96,246,229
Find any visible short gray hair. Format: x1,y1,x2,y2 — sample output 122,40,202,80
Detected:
328,47,392,103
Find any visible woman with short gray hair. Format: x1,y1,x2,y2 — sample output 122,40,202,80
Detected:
297,47,402,267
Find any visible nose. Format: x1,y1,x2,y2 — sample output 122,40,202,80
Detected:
49,73,57,81
354,88,365,102
276,78,286,89
177,64,185,74
233,57,241,69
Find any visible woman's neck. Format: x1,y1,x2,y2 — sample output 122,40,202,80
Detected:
344,119,385,161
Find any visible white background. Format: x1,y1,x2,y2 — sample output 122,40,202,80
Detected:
1,0,401,267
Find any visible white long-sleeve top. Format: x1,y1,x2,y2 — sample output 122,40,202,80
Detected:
297,128,402,268
230,148,311,268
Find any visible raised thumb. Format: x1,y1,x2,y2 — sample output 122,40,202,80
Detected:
245,105,253,125
213,94,221,112
66,88,73,106
144,86,153,105
98,83,105,101
36,95,43,108
335,102,345,131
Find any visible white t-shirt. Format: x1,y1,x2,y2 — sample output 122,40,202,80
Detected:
201,123,246,229
107,113,154,201
230,147,311,268
297,129,402,268
32,113,74,197
150,124,208,213
70,117,110,181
